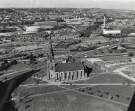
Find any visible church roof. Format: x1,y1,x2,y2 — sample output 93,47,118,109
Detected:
55,62,84,72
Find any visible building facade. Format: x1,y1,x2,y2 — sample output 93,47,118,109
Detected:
47,62,88,82
84,58,108,73
46,31,89,82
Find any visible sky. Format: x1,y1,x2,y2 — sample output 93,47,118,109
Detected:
0,0,135,10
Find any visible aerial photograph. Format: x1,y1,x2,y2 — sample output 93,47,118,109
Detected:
1,0,135,111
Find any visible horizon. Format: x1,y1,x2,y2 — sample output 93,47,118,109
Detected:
0,0,135,10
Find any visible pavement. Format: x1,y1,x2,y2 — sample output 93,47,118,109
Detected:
113,64,135,82
20,83,135,88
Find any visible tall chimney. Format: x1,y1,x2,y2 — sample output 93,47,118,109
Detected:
103,15,106,29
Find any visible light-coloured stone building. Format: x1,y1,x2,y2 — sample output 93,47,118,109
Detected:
46,30,89,82
47,61,89,82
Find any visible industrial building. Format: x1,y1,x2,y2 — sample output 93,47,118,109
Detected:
102,29,121,36
25,26,40,33
102,15,121,37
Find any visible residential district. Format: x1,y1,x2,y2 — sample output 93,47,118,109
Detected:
1,8,135,111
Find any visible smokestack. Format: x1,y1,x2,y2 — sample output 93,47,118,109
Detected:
103,15,106,29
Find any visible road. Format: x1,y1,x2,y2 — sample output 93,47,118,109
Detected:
0,68,32,82
20,83,135,88
113,64,135,82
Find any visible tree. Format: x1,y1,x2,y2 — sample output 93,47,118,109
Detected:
99,94,103,97
3,60,8,64
120,49,127,53
110,96,114,100
29,53,36,64
11,60,18,65
90,92,94,95
128,52,134,57
108,49,113,53
115,94,120,99
97,90,101,93
127,97,130,101
105,92,110,95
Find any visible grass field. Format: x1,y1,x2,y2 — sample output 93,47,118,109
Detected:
22,77,48,85
70,74,135,84
78,85,134,105
60,73,135,89
16,85,65,97
23,90,127,111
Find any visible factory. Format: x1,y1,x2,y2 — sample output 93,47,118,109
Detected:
25,26,40,33
102,29,121,36
102,15,121,37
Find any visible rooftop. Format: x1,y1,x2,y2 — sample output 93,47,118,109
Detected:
55,62,84,72
85,58,103,64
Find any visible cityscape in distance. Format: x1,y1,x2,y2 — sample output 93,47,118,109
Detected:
0,3,135,111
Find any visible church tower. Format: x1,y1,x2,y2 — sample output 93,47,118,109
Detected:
46,31,56,80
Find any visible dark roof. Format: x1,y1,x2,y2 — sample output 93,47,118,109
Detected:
55,62,84,72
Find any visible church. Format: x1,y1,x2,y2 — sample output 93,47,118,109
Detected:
46,31,90,82
47,61,88,81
